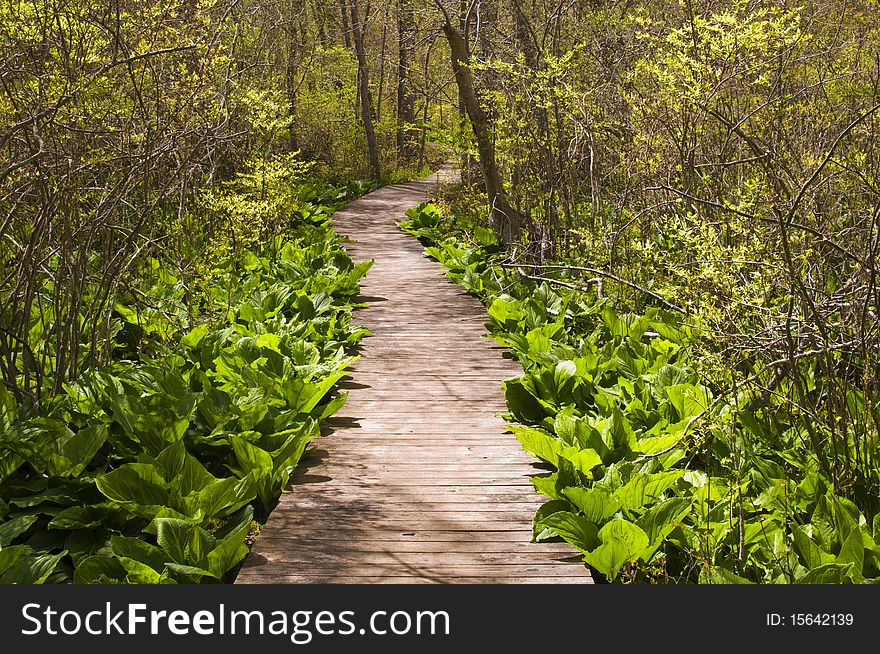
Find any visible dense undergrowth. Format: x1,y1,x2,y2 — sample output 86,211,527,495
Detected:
0,179,371,584
401,202,880,584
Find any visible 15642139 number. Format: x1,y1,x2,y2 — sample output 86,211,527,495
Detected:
790,614,853,626
766,613,855,627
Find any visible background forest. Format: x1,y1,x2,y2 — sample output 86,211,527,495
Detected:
1,0,879,583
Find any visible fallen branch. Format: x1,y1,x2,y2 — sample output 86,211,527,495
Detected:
503,262,687,315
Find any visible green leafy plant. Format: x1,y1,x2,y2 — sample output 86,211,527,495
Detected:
0,179,369,584
402,202,880,584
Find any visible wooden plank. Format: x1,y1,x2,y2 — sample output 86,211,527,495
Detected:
235,177,591,586
251,539,576,554
324,417,511,427
244,551,584,566
238,575,590,584
262,514,545,527
281,500,546,511
277,490,545,503
242,565,587,582
252,529,539,543
281,470,540,483
292,461,539,471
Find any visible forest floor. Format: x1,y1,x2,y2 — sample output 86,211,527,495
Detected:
234,172,592,583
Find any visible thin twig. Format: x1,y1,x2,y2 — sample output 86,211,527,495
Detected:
503,262,688,314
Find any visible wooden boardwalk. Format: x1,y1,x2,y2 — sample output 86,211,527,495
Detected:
235,175,592,584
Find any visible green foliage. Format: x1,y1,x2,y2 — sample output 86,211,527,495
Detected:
0,180,368,584
405,202,880,584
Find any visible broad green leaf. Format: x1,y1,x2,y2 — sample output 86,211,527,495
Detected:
617,471,685,512
562,487,621,524
531,473,561,500
0,514,39,546
49,506,118,530
155,518,214,570
650,364,696,401
701,567,754,584
318,391,348,420
96,464,169,507
51,423,108,477
0,385,16,431
0,450,24,483
553,360,578,393
837,529,865,572
637,497,693,543
4,418,105,477
796,563,853,584
533,499,571,541
503,379,545,423
174,452,218,497
184,475,256,523
581,540,630,580
0,549,67,584
280,370,346,415
0,545,25,575
230,437,275,508
207,507,254,578
487,296,523,329
633,421,685,455
602,407,636,453
811,495,837,548
598,519,650,554
538,511,600,554
165,563,214,579
116,557,167,583
181,323,210,349
111,536,169,573
791,525,835,570
269,429,315,474
830,495,861,546
665,384,708,420
154,440,189,483
557,447,603,477
583,519,650,580
511,426,559,465
7,485,78,508
74,556,126,584
553,408,579,446
473,225,498,247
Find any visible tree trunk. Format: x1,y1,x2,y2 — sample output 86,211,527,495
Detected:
377,5,388,123
285,59,300,151
349,1,381,180
441,20,522,243
338,0,352,49
396,0,417,165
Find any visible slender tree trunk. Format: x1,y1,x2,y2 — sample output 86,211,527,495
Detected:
349,1,381,180
285,60,300,151
396,0,417,165
309,0,329,45
285,11,301,152
511,0,550,258
441,20,522,243
377,6,388,123
339,0,352,49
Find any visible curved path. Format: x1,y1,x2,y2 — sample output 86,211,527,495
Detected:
235,174,592,584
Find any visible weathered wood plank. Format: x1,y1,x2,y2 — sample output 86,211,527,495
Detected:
235,175,590,585
250,539,575,554
238,575,591,584
247,559,584,579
